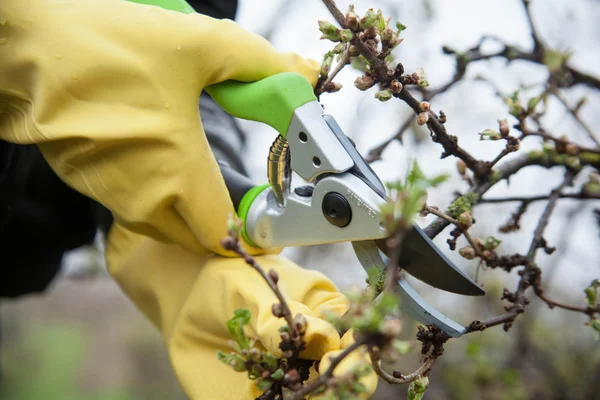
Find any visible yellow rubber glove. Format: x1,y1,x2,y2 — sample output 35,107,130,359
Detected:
0,0,318,255
107,224,377,399
0,1,377,397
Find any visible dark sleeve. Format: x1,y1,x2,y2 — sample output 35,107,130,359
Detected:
0,92,250,298
186,0,238,20
0,144,97,298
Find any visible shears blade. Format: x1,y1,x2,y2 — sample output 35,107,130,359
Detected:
374,225,485,296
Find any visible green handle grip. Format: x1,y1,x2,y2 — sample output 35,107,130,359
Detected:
126,0,317,136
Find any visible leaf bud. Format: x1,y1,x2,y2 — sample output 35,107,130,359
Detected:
359,8,378,29
457,160,467,175
459,246,476,260
381,26,394,42
390,79,403,93
479,129,502,141
417,112,429,126
484,236,502,251
293,314,308,335
272,303,284,318
318,20,341,41
354,75,376,90
498,119,509,137
340,29,354,43
458,211,473,229
345,5,359,31
375,89,393,102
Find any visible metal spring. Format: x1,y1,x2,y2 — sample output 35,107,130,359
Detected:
267,134,291,207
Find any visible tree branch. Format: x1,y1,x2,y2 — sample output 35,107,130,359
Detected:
288,336,369,400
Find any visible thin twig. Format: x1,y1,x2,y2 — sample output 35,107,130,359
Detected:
366,114,415,163
369,347,435,384
424,206,485,259
527,171,576,259
535,290,600,315
316,49,350,95
480,192,600,204
288,337,369,400
221,236,296,334
321,0,346,27
551,89,600,147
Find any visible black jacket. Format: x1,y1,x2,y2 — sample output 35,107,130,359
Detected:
0,0,243,298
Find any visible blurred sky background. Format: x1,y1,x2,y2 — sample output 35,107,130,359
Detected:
2,0,600,399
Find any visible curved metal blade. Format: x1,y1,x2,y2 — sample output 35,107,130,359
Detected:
351,240,466,337
376,225,485,296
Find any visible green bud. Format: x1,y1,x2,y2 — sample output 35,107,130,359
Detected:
565,156,581,169
543,49,570,72
527,96,541,111
585,287,597,308
351,55,370,72
354,75,376,90
270,368,284,381
359,8,379,29
584,280,600,307
321,53,333,76
591,320,600,333
418,79,429,88
375,89,393,102
262,353,278,369
256,379,273,391
485,236,502,251
479,129,502,141
345,5,359,31
332,43,346,54
396,22,407,32
339,28,354,43
318,20,341,41
408,376,429,400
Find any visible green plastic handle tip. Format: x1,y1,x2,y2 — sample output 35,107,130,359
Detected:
205,74,316,137
126,0,195,13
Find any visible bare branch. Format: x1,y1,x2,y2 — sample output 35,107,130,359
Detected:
288,336,369,400
527,171,576,259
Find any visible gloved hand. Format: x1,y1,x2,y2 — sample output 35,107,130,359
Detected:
108,225,377,399
0,0,318,255
0,1,377,397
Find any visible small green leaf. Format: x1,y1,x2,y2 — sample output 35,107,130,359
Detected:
527,96,541,111
396,22,407,32
584,279,600,307
271,368,284,381
408,375,429,400
591,320,600,333
485,236,502,251
263,353,278,369
479,129,502,141
256,378,274,391
226,309,252,350
359,8,379,29
350,55,370,72
543,49,571,72
376,13,386,32
375,89,393,101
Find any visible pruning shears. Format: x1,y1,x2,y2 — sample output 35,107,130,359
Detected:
129,0,485,338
